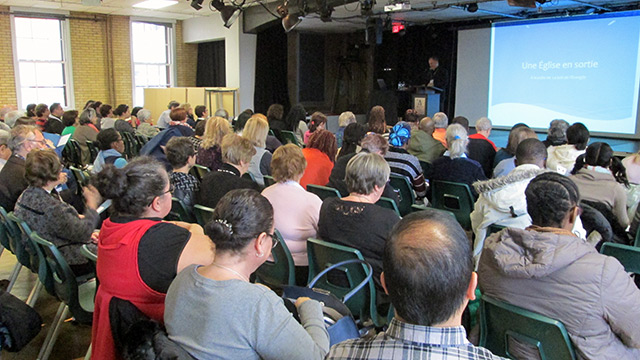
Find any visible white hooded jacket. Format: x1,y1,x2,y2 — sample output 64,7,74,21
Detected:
547,144,585,175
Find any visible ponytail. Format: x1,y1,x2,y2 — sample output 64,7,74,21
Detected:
610,156,630,187
570,154,586,175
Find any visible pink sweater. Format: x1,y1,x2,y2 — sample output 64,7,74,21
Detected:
261,181,322,266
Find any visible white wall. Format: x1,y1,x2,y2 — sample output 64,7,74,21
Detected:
182,15,257,114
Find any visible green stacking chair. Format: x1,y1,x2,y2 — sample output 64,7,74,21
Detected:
388,174,416,216
85,140,99,164
307,184,341,200
280,130,301,147
487,224,507,238
480,295,576,360
600,242,640,275
376,196,401,217
430,180,475,230
193,204,215,227
32,234,96,360
263,175,276,187
3,211,34,293
410,204,456,219
190,164,210,182
255,230,296,289
634,226,640,247
63,139,83,168
167,197,196,223
307,238,385,327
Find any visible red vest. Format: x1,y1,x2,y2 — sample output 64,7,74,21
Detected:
91,218,166,360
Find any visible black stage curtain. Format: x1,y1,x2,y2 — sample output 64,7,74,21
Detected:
254,24,290,114
197,40,226,87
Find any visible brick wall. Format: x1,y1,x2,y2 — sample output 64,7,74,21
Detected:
175,20,198,87
69,13,110,107
106,15,133,106
0,6,17,107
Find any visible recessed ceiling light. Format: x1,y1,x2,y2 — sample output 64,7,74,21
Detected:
133,0,179,10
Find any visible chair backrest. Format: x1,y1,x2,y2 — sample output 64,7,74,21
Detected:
487,224,507,238
63,139,83,167
85,140,99,163
32,233,94,324
263,175,275,187
388,174,416,216
306,238,383,327
307,184,341,200
479,296,576,360
135,134,149,148
0,206,12,251
410,204,456,219
69,166,89,187
3,212,33,269
280,130,301,147
190,164,210,182
375,197,401,217
7,213,56,290
430,180,474,230
600,242,640,275
634,226,640,247
168,197,195,223
193,204,215,227
255,230,296,288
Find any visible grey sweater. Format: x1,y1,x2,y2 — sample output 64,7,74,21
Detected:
164,265,330,360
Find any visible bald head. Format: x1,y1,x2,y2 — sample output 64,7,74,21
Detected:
418,117,435,134
383,209,473,326
516,138,547,168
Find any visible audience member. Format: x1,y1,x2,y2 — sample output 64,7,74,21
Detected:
337,123,366,160
35,103,50,131
197,116,232,171
4,110,23,128
180,103,196,128
262,144,322,284
90,157,214,360
431,112,448,146
250,113,283,153
622,151,640,184
214,108,229,121
135,109,159,138
470,138,547,265
14,116,36,127
542,119,570,148
0,107,11,124
451,116,469,131
61,110,79,137
165,189,329,360
385,122,427,199
197,134,260,208
547,122,589,175
243,115,272,186
266,103,286,132
570,142,630,228
300,129,336,189
407,116,446,164
468,117,497,177
140,107,195,170
493,123,529,165
492,126,538,177
336,111,357,148
284,104,308,144
430,123,486,198
99,104,116,129
166,137,199,212
44,102,64,134
114,104,134,133
130,106,142,127
479,172,640,360
72,108,99,165
15,149,100,276
318,152,400,290
234,109,253,135
190,119,205,149
25,103,36,118
0,125,48,211
93,128,127,173
328,209,504,360
304,112,327,145
157,100,180,129
403,108,419,130
195,105,208,125
367,105,386,135
0,130,11,172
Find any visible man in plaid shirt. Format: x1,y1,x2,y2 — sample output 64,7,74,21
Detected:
327,210,505,360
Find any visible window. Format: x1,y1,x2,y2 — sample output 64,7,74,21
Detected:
13,16,71,109
131,21,174,107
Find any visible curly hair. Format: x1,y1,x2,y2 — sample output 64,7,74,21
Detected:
571,142,629,187
526,172,580,228
307,129,337,162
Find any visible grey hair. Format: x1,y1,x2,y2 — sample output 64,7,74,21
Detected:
433,112,448,128
475,117,492,132
345,152,390,195
548,119,569,138
446,123,468,159
137,109,152,123
8,125,36,151
79,108,96,125
338,111,356,127
0,129,10,146
5,110,24,128
215,108,229,120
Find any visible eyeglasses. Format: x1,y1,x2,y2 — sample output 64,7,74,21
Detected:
266,232,279,248
163,184,175,195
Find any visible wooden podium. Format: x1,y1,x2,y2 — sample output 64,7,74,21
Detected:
411,86,442,118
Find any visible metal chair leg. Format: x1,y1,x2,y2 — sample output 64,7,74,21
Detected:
37,303,67,360
84,343,92,360
26,281,43,307
6,262,22,292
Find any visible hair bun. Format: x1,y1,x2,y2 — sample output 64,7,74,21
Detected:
204,218,234,245
91,164,127,199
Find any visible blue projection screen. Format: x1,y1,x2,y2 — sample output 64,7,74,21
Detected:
487,12,640,136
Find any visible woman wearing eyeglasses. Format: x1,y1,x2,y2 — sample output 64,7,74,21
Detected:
90,157,214,360
165,189,330,360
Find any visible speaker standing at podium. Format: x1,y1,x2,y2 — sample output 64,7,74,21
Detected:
415,56,448,111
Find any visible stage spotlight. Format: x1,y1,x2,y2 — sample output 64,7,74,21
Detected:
466,3,478,12
191,0,203,10
210,0,242,28
277,1,302,32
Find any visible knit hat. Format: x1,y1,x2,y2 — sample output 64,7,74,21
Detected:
389,122,411,147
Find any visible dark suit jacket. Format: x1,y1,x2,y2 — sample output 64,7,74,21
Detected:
467,138,496,178
0,155,27,211
44,117,64,135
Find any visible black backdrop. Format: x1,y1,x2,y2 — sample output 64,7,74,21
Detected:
253,25,290,114
196,40,226,87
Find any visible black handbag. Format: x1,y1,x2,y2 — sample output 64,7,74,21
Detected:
283,259,373,346
0,289,42,352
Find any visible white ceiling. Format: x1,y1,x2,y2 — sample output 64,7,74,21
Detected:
0,0,637,31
